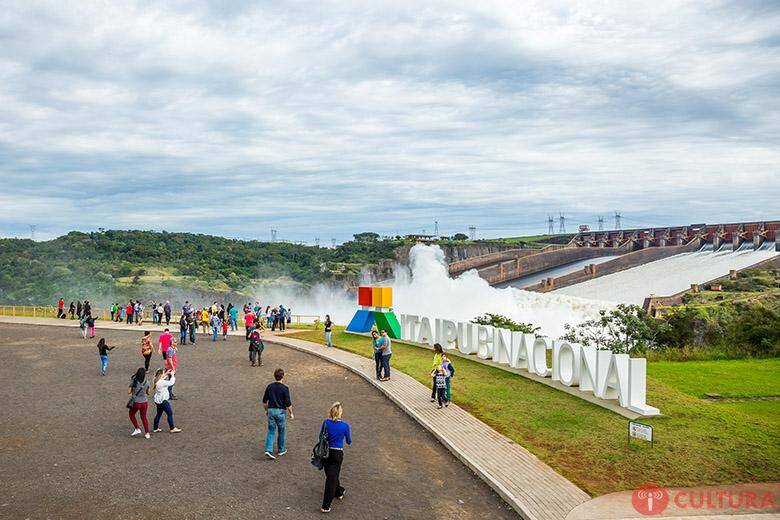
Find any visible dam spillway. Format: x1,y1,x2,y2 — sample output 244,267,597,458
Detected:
552,242,779,305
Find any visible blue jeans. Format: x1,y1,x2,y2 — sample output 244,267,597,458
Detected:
212,326,218,341
230,317,237,331
381,354,391,379
180,330,187,345
154,400,175,430
264,409,287,453
325,331,332,348
99,354,108,375
189,325,196,343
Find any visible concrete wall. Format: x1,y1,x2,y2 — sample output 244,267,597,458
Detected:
449,248,543,275
394,242,522,268
525,239,703,293
474,244,629,285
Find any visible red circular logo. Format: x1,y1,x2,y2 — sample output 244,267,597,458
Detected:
632,483,669,516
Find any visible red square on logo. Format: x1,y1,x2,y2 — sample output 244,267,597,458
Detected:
358,286,373,306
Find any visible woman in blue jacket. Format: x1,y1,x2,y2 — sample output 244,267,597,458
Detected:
320,402,351,513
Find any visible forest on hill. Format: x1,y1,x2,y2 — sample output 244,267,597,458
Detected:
0,230,407,305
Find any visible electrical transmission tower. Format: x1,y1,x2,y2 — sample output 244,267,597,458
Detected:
315,237,320,247
331,238,336,248
29,224,36,240
547,215,555,234
271,229,277,242
434,220,439,237
614,211,622,230
468,226,476,240
597,216,604,231
558,213,566,233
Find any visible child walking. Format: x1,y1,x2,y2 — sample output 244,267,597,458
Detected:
221,316,229,340
97,338,115,376
441,354,455,404
432,365,447,409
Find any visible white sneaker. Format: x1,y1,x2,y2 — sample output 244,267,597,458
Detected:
144,433,150,439
131,428,142,436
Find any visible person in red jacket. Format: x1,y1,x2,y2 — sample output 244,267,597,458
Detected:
57,298,64,319
126,301,135,324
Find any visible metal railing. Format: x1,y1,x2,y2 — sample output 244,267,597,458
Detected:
0,305,320,326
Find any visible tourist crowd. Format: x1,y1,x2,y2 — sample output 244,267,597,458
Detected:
55,293,457,514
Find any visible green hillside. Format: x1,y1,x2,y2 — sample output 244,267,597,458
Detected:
0,230,404,305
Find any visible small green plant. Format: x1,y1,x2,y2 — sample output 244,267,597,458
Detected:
471,313,540,334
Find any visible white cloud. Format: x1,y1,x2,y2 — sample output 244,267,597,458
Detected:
0,0,778,242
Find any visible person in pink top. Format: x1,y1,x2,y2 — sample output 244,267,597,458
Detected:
164,339,178,400
158,328,173,363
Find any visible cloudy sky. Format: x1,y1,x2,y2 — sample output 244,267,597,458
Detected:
1,0,778,243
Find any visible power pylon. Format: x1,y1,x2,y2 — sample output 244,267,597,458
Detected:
434,220,439,237
614,212,622,230
271,229,277,242
315,237,320,247
331,238,336,248
558,213,566,233
547,215,555,234
597,216,604,231
468,226,476,240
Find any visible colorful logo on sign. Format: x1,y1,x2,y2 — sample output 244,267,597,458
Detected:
345,286,401,339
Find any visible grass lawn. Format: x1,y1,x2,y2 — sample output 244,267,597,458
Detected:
288,328,780,497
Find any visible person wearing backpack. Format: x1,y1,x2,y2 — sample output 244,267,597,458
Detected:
249,328,264,366
319,402,351,513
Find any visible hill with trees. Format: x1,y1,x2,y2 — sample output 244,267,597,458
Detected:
0,230,408,305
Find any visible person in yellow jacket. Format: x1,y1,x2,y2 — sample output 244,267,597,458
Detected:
200,308,210,334
429,343,444,402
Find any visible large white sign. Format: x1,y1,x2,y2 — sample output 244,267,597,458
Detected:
399,314,660,416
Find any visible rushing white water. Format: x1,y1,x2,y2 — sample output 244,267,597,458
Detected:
554,242,779,305
262,245,612,338
494,256,617,289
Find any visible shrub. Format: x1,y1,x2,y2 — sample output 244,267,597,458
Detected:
471,313,539,334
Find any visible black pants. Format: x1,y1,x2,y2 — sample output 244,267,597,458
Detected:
435,386,446,406
374,351,383,379
165,313,171,325
143,353,152,371
322,449,345,510
431,377,437,399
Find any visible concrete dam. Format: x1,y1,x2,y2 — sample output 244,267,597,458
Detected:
448,221,780,305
